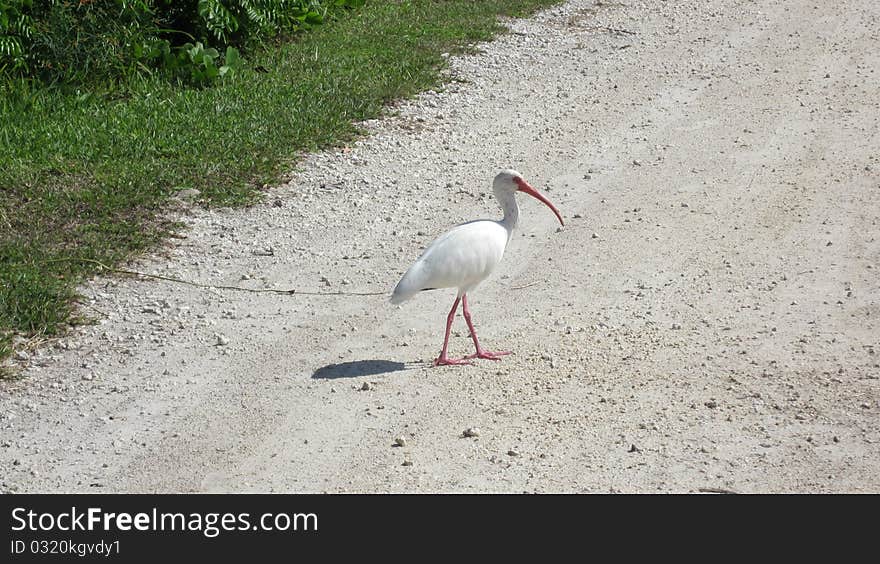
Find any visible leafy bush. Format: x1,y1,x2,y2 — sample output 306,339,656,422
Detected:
152,41,242,87
0,0,362,87
196,0,336,43
1,0,157,84
0,0,34,72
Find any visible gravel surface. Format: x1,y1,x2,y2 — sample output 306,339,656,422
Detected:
2,0,878,493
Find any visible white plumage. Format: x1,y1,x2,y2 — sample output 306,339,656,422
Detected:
391,169,563,366
390,219,508,304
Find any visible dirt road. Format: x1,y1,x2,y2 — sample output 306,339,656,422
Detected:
2,0,878,493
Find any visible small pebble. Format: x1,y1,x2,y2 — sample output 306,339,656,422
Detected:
463,427,481,438
175,188,201,201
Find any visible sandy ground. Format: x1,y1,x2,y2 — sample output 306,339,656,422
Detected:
2,0,878,493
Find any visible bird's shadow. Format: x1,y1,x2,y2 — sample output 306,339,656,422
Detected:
311,359,418,380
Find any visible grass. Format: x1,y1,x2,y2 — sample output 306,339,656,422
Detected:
0,0,561,361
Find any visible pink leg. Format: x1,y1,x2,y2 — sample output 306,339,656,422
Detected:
461,294,511,361
433,296,473,366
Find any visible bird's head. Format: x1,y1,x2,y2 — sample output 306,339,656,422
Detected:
493,169,564,226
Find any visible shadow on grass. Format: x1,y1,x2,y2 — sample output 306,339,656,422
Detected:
312,359,416,380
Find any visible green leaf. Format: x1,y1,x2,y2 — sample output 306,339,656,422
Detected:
224,46,240,68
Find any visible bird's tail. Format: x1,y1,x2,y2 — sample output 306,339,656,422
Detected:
390,266,423,305
390,279,416,305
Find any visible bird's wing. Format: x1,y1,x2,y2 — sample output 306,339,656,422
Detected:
391,220,508,304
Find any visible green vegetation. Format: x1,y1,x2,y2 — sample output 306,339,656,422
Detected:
0,1,360,86
0,0,559,361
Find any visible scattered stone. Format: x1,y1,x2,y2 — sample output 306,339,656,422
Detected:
82,373,95,381
705,400,718,409
401,459,413,466
671,323,682,330
360,382,373,391
394,436,407,447
632,159,642,166
628,444,641,453
214,334,229,346
591,232,599,239
462,427,481,438
174,188,201,201
507,449,520,457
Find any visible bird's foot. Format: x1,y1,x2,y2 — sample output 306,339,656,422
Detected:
464,350,512,361
433,355,474,367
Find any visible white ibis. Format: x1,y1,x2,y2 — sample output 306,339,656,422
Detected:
391,170,564,366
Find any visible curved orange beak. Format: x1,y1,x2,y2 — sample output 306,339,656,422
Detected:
514,177,564,226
